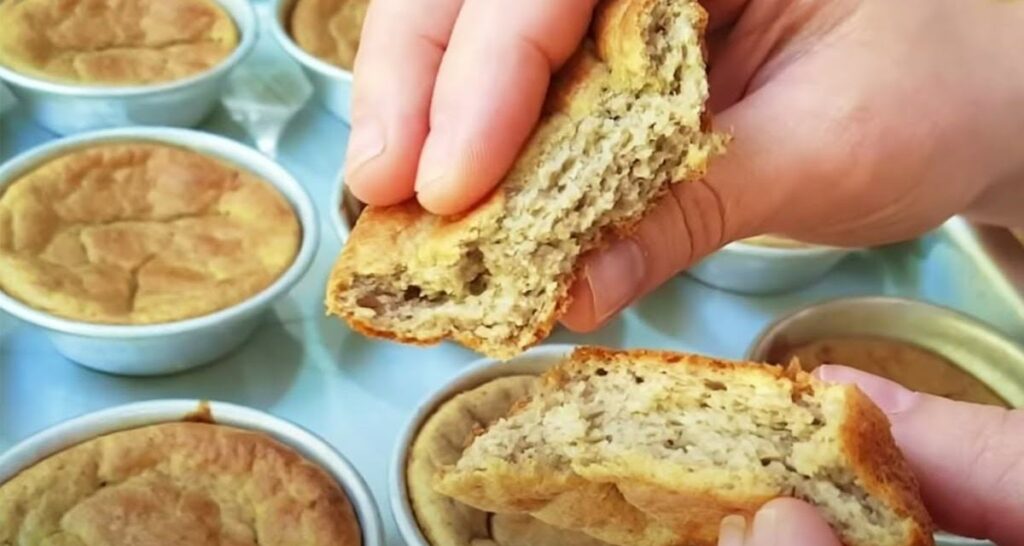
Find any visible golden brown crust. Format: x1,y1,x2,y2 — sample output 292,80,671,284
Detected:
841,388,935,546
0,422,361,546
0,0,238,85
438,347,934,546
289,0,368,70
0,142,301,325
490,512,611,546
326,197,507,353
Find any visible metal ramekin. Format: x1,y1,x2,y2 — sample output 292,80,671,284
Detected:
269,0,355,123
0,400,384,546
330,169,364,244
389,344,574,546
748,296,1023,546
0,127,319,376
747,297,1024,407
687,240,855,295
0,0,257,135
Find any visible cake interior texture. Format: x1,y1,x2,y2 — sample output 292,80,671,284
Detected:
330,0,724,357
437,350,930,546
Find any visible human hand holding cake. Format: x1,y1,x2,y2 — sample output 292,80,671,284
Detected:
331,0,1024,344
327,0,1024,542
407,348,1024,546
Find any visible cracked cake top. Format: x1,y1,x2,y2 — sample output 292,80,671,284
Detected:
0,0,238,85
0,141,301,325
0,422,363,545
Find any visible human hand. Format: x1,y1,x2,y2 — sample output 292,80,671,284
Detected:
344,0,1024,330
716,367,1024,546
560,0,1024,330
343,0,598,213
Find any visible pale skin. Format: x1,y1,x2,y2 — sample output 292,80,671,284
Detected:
346,0,1024,542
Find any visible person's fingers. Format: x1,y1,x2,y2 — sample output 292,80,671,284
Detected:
717,499,842,546
561,180,729,331
703,0,752,31
414,0,597,215
816,366,1024,545
561,88,802,332
717,514,748,546
748,499,843,546
344,0,464,206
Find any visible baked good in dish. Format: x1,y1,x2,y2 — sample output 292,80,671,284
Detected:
0,422,361,545
289,0,368,70
0,0,238,85
0,142,301,324
325,0,725,359
408,374,609,546
436,347,934,546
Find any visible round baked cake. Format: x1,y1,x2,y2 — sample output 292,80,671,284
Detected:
289,0,368,70
0,422,362,545
0,0,238,85
0,141,301,324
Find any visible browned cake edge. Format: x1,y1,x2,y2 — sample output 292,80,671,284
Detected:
437,347,934,546
325,0,716,359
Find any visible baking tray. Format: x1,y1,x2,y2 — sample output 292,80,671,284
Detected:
2,2,1023,543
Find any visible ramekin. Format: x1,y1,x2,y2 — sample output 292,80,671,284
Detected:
330,170,364,243
0,0,257,136
0,127,319,376
687,239,854,295
389,344,574,546
748,297,1024,407
269,0,355,123
0,400,384,546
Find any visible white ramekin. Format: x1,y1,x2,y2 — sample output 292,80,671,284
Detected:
687,240,854,295
389,344,574,546
269,0,355,123
0,127,319,376
0,0,257,136
0,400,384,546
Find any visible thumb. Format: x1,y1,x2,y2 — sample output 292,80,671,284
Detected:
718,498,842,546
816,365,1024,545
561,90,793,332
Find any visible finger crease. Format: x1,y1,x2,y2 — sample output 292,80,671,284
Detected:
697,179,729,246
413,30,450,56
667,188,696,269
515,32,558,71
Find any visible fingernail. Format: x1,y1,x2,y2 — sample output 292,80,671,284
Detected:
718,515,748,546
750,504,780,545
414,126,455,193
748,499,842,546
816,365,919,415
584,238,647,323
346,114,386,175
